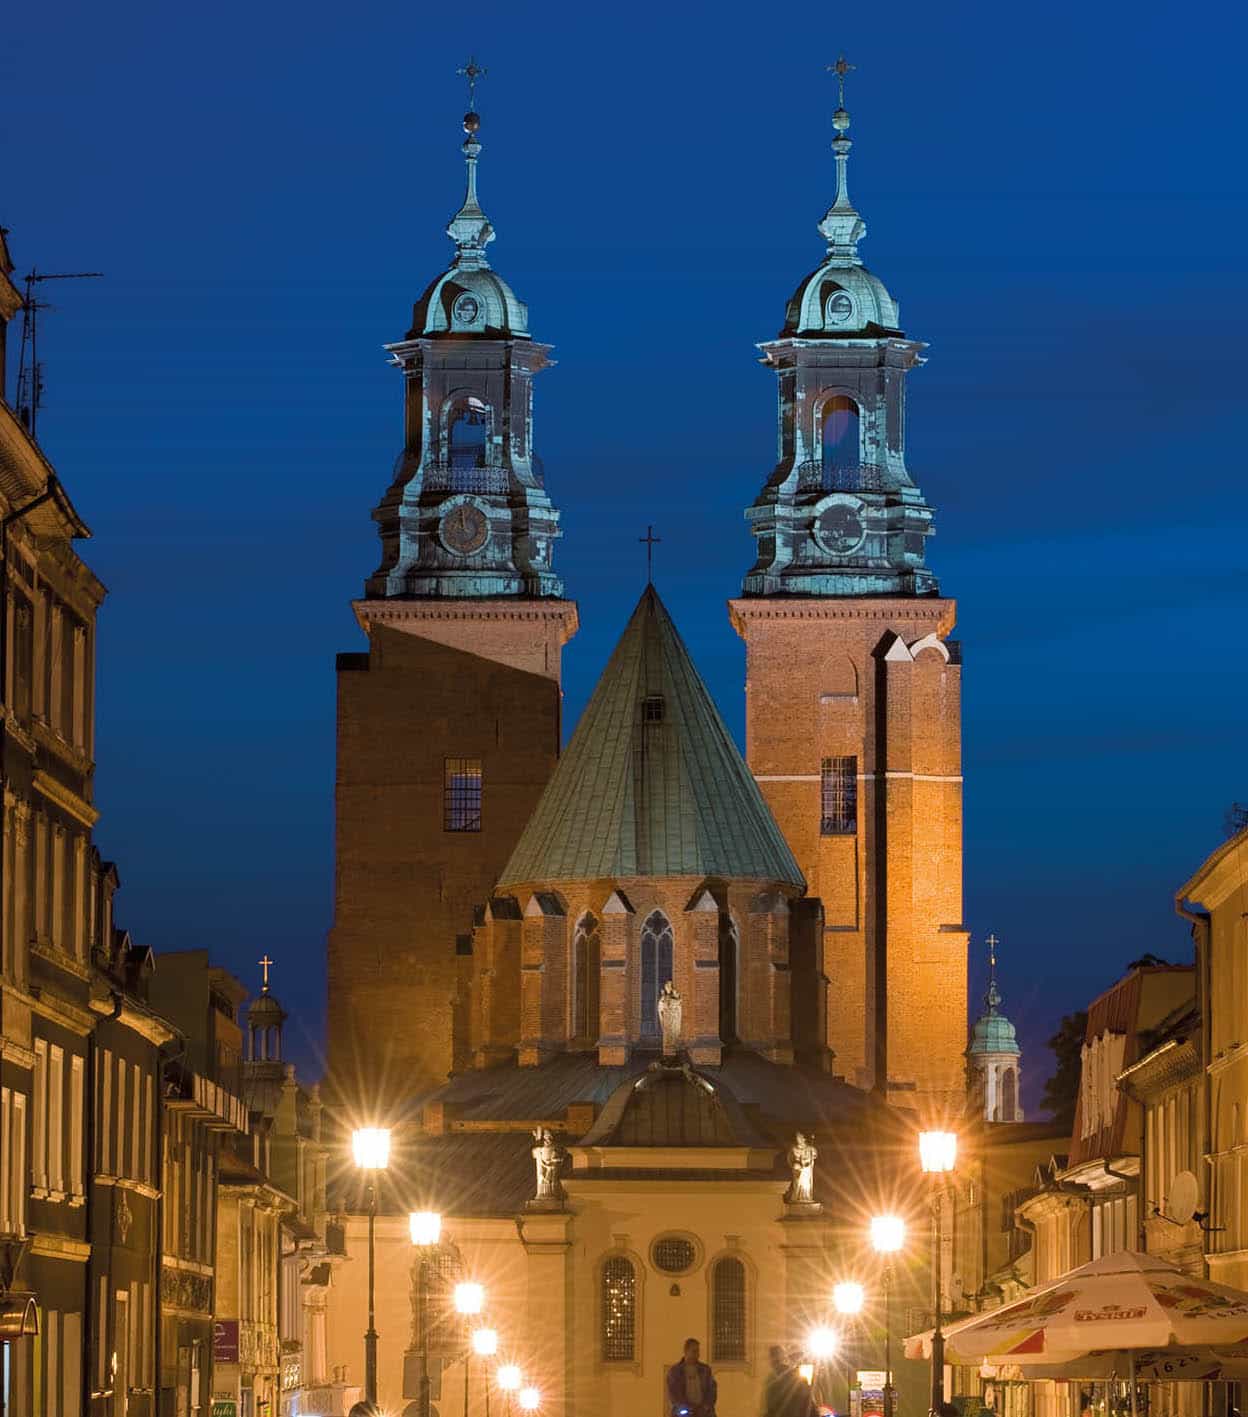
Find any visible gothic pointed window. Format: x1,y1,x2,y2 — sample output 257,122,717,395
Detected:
820,395,860,491
600,1255,636,1362
572,913,601,1044
639,911,674,1041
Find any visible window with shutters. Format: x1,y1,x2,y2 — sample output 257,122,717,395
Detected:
710,1256,746,1362
600,1255,636,1362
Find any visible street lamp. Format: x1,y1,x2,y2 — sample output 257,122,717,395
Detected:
518,1388,540,1412
807,1327,838,1412
473,1328,498,1417
870,1215,905,1417
408,1211,442,1417
455,1284,486,1417
352,1127,391,1411
833,1282,866,1414
919,1131,958,1415
497,1364,522,1417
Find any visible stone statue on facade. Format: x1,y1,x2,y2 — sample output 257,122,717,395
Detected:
657,980,682,1058
785,1131,819,1209
528,1127,566,1208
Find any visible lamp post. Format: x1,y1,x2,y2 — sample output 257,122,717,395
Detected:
870,1215,905,1417
352,1127,391,1410
918,1131,958,1415
807,1325,839,1413
409,1210,442,1417
455,1283,485,1417
496,1364,522,1417
472,1327,498,1417
834,1281,865,1416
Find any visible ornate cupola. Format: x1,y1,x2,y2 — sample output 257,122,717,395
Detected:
742,59,938,597
366,69,565,600
968,934,1023,1122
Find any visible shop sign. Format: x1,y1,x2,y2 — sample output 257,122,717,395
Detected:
212,1403,236,1417
213,1320,240,1364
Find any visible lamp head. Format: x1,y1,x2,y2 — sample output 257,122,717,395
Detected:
798,1363,815,1385
833,1281,865,1315
807,1326,839,1359
408,1211,441,1247
352,1128,391,1171
496,1365,522,1393
870,1214,906,1254
454,1281,485,1316
518,1387,540,1411
919,1130,958,1174
472,1327,498,1357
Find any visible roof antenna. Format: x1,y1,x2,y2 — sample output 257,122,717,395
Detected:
16,267,104,441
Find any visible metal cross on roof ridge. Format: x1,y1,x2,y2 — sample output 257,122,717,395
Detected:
639,525,661,583
457,56,487,110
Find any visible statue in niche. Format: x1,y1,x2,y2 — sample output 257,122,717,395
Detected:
786,1132,818,1206
657,980,682,1058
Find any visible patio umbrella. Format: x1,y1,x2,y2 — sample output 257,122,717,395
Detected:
904,1252,1248,1414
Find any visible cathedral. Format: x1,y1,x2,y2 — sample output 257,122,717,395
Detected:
323,71,970,1417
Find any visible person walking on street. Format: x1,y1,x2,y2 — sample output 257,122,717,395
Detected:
667,1337,718,1417
760,1345,817,1417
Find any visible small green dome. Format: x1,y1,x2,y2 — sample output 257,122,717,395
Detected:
969,981,1019,1056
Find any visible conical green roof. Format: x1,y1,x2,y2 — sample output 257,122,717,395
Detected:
498,586,804,888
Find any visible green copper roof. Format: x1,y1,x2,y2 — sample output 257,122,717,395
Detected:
498,586,804,889
968,976,1020,1056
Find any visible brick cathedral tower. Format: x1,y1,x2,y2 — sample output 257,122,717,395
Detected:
328,82,577,1111
729,66,968,1114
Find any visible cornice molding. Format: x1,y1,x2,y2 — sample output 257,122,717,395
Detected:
31,768,98,828
353,597,579,641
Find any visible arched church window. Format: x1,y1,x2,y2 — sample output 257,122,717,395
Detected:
1001,1067,1018,1122
410,1244,465,1354
820,395,860,491
447,397,492,472
719,916,739,1045
639,911,674,1041
572,913,601,1043
710,1256,746,1362
600,1255,636,1361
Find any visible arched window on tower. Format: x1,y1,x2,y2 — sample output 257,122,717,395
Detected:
572,913,601,1044
820,395,860,491
600,1255,636,1362
639,911,674,1041
719,916,739,1045
1001,1067,1018,1122
447,397,492,474
710,1256,746,1362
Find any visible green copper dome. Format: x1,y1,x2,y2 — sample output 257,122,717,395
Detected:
968,979,1020,1056
498,586,804,889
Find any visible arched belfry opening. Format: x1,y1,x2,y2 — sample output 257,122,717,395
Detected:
639,910,674,1042
819,395,860,489
719,915,739,1045
447,395,492,471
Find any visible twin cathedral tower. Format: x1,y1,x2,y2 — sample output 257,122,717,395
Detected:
326,67,969,1120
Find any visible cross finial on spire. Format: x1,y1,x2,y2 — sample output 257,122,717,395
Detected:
639,525,661,583
827,54,855,109
259,954,274,993
458,56,487,111
986,932,999,973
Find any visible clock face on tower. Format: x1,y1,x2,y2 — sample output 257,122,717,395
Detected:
815,499,866,555
440,502,489,555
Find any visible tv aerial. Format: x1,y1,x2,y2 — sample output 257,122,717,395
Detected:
15,267,103,441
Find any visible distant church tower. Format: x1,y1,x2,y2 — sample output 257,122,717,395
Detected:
729,64,969,1113
968,935,1023,1122
327,79,577,1111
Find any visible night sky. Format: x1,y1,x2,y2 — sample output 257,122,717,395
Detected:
5,0,1244,1112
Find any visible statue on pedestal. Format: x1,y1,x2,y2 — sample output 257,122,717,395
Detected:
657,980,682,1059
785,1131,818,1207
529,1127,566,1206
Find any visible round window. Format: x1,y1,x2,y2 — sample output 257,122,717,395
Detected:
453,293,480,323
650,1235,699,1275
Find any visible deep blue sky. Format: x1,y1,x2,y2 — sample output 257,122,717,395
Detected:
4,0,1244,1112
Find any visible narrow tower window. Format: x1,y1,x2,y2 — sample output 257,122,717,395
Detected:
639,911,674,1040
447,397,491,471
1001,1067,1018,1122
820,756,857,836
572,914,601,1044
719,916,739,1045
820,395,860,490
443,758,483,832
